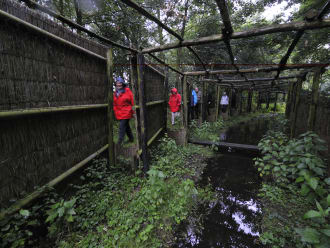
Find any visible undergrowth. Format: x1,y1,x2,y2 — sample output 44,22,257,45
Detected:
254,117,330,248
0,135,214,248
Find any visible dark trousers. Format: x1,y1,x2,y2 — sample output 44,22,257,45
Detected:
190,105,196,120
196,103,201,119
118,119,133,144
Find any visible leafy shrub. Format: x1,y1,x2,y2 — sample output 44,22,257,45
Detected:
255,131,330,247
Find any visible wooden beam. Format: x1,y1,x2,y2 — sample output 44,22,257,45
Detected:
142,19,330,53
273,30,304,81
106,48,115,167
21,0,137,53
307,67,322,131
137,127,164,156
202,75,299,83
187,47,207,71
147,53,183,75
0,104,107,119
137,53,149,173
119,1,207,72
0,9,106,61
188,139,260,153
215,0,233,34
318,0,330,19
120,0,182,40
184,64,326,76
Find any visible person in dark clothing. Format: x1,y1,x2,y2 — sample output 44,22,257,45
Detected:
113,77,134,145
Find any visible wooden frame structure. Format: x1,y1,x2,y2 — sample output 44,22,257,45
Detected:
0,0,329,216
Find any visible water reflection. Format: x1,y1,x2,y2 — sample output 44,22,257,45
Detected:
220,119,270,145
174,153,263,248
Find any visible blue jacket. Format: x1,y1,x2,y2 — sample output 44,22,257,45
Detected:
191,90,197,106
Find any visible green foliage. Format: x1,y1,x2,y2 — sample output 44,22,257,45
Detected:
0,188,59,248
255,129,330,248
255,131,327,194
57,136,213,247
189,119,223,141
45,198,76,238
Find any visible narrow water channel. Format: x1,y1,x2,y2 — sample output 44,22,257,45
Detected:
174,118,270,248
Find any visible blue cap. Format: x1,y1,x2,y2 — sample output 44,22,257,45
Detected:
116,77,125,84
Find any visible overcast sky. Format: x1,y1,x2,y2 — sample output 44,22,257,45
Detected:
261,2,300,21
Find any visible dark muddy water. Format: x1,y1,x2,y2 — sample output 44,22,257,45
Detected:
174,118,270,248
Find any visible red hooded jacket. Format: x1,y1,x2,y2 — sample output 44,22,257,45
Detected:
113,87,134,120
168,88,181,113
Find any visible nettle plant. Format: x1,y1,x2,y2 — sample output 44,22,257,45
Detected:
254,131,330,247
254,131,328,196
45,198,76,237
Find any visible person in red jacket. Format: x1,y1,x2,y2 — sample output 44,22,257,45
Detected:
168,88,181,125
113,77,134,145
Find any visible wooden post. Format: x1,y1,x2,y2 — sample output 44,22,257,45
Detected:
257,91,261,110
285,82,294,118
274,92,278,112
238,89,243,114
106,47,115,167
307,67,322,131
202,81,207,121
228,87,233,116
215,85,221,121
164,67,169,131
180,76,185,127
137,53,149,173
130,53,141,156
290,77,304,138
266,92,270,109
247,89,252,112
183,75,188,145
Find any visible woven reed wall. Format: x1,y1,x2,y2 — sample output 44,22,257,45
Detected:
143,65,166,141
295,93,330,159
0,0,108,206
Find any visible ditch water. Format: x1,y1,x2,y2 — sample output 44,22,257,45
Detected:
174,118,271,248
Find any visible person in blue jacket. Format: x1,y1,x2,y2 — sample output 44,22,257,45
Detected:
190,88,198,119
